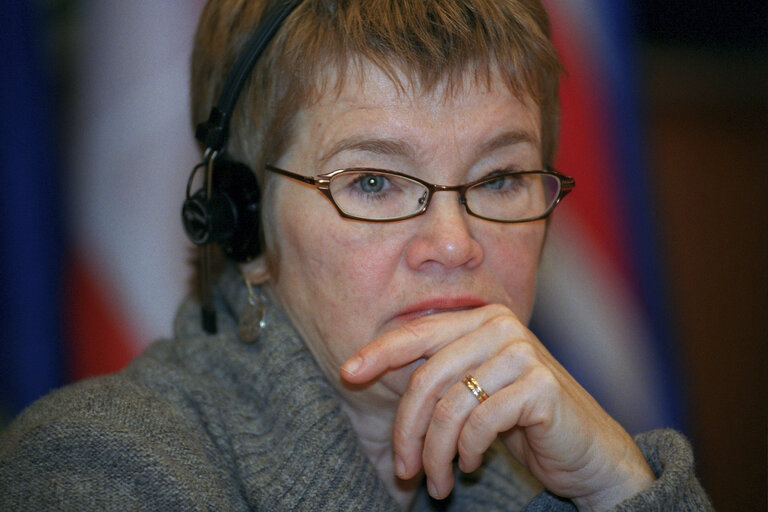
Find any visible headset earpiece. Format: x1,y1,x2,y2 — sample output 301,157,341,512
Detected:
182,157,262,262
184,0,303,332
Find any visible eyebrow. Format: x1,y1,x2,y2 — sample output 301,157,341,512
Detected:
319,129,538,167
319,137,417,166
476,130,539,156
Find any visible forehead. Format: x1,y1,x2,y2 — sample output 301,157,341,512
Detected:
309,59,538,116
283,61,542,166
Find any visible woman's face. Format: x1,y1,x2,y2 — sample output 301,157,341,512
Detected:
262,65,546,398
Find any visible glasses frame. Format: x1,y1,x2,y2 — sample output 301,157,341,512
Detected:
264,164,575,223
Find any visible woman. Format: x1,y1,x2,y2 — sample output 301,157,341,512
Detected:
0,0,712,510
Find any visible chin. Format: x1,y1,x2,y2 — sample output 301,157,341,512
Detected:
379,358,427,396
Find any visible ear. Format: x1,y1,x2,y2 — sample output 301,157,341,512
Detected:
240,255,270,285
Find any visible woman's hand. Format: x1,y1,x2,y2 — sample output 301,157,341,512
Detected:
340,304,655,510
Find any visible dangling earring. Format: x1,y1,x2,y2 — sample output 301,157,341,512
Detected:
239,278,266,344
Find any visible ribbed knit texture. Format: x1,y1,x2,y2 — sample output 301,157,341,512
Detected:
0,265,712,510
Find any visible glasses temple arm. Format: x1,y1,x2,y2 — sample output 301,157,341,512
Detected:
264,165,318,185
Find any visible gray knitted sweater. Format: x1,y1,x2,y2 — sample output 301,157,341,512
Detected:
0,267,713,510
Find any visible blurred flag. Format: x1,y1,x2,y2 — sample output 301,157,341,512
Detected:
0,0,65,421
2,1,204,418
535,0,685,432
64,0,204,383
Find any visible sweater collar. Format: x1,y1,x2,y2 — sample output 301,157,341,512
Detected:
175,265,401,510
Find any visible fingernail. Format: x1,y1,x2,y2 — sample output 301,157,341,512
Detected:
427,478,439,498
394,454,406,477
341,356,362,375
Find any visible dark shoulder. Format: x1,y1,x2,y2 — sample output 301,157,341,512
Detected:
0,369,240,510
2,371,180,446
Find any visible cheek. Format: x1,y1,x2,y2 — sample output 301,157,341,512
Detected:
269,191,406,353
284,219,400,302
486,223,546,322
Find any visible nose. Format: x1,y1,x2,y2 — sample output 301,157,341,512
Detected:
404,193,484,271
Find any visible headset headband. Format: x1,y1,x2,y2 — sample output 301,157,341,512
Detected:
195,0,303,153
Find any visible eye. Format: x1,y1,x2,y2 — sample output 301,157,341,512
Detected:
483,175,507,190
479,172,524,192
356,174,389,194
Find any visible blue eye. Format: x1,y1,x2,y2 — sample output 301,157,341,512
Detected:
357,174,389,194
483,176,507,190
478,172,525,193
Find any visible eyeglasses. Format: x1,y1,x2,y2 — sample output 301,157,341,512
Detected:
265,164,575,223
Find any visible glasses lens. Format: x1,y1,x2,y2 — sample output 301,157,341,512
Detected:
465,172,561,221
328,171,429,220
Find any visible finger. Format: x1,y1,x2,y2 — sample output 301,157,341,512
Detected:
420,347,534,497
341,304,513,383
456,382,527,474
420,376,485,498
457,366,552,473
392,328,503,478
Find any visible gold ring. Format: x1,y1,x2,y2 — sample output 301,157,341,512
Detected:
462,374,489,403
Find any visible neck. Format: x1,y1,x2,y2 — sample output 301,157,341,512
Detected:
339,389,422,510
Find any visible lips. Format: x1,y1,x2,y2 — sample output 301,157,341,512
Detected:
392,297,487,323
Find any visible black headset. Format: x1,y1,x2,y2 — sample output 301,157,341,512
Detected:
182,1,303,333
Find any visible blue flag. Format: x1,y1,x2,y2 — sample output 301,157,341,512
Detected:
0,0,65,418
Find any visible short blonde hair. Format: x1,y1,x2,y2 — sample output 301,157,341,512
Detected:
191,0,563,177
